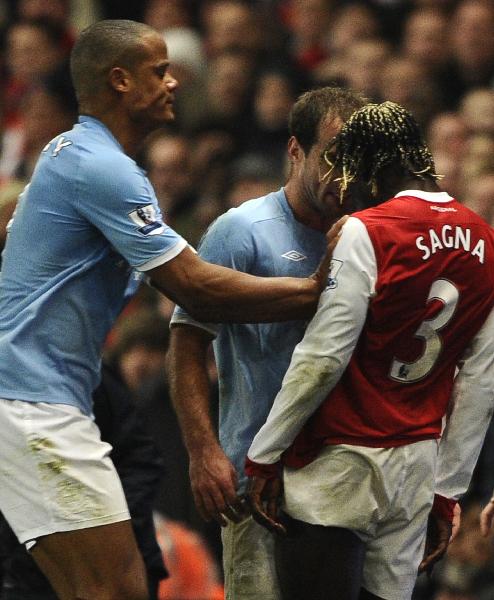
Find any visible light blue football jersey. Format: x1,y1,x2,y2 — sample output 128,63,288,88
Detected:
0,116,186,414
172,189,326,492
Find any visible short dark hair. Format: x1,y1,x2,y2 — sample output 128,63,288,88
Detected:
323,101,440,199
70,19,155,106
288,86,367,154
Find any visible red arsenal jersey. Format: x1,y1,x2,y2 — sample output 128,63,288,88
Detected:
283,193,494,466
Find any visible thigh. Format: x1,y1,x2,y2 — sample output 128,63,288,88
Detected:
222,516,281,600
31,520,148,600
362,441,437,600
275,513,366,600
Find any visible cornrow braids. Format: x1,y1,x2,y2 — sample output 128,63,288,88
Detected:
322,101,441,201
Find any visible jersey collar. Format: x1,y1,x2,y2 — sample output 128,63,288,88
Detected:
78,115,124,153
395,190,454,203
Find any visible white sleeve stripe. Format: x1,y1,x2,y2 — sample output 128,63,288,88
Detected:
169,313,219,337
136,238,188,272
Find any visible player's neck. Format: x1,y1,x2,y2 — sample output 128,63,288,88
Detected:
376,175,441,203
82,108,151,159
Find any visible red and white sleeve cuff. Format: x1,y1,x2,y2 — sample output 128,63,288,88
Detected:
245,456,281,479
432,494,457,524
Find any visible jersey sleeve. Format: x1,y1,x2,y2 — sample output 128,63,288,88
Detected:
435,306,494,500
75,156,187,271
170,209,255,335
248,217,377,465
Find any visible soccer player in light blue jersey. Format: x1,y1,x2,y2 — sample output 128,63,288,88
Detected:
0,20,342,600
168,87,366,600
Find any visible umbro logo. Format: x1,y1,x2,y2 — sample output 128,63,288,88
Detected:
282,250,307,261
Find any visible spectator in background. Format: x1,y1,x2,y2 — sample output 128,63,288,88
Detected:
12,74,76,180
339,38,390,102
379,55,443,127
2,18,68,114
427,112,469,159
0,19,68,181
244,68,298,172
141,129,204,246
282,0,334,75
141,0,192,32
181,48,256,141
107,311,169,396
459,88,494,136
327,2,379,57
313,3,381,87
169,119,238,231
462,174,494,227
107,308,223,566
200,0,263,59
438,0,494,108
13,0,76,50
459,134,494,195
401,7,449,78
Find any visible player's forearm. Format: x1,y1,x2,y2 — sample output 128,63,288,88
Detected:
168,326,219,456
435,376,494,499
151,247,321,323
187,266,320,323
436,309,494,499
248,353,345,465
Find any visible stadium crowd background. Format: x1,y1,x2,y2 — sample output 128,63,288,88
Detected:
0,0,494,598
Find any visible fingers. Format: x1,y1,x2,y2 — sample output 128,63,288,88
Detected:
244,476,286,536
244,492,286,536
480,505,494,537
418,540,449,574
450,503,461,542
193,486,248,526
313,215,349,290
326,215,349,248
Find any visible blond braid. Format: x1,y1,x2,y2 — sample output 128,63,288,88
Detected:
322,102,441,201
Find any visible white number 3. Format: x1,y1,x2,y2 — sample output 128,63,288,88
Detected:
390,279,459,383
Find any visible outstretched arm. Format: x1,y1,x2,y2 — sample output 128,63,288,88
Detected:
149,217,347,323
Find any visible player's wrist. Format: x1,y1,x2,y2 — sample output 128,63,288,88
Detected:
245,456,281,480
186,433,221,457
432,494,457,524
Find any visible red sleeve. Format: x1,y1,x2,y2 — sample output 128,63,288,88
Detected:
431,494,457,524
245,456,281,479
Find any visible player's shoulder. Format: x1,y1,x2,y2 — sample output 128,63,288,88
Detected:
206,189,285,235
222,189,285,225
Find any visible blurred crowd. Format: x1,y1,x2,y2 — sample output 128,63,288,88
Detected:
0,0,494,598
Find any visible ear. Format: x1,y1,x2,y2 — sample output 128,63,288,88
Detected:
287,136,304,164
108,67,131,93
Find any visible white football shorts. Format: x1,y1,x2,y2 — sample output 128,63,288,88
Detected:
0,398,130,545
283,439,438,600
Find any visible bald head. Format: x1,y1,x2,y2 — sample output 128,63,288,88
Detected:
70,19,158,108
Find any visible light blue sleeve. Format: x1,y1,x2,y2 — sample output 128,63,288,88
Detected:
75,155,186,270
171,208,255,332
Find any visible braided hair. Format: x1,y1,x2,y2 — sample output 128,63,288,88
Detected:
321,101,441,201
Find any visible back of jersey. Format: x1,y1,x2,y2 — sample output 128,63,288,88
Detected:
309,193,494,447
